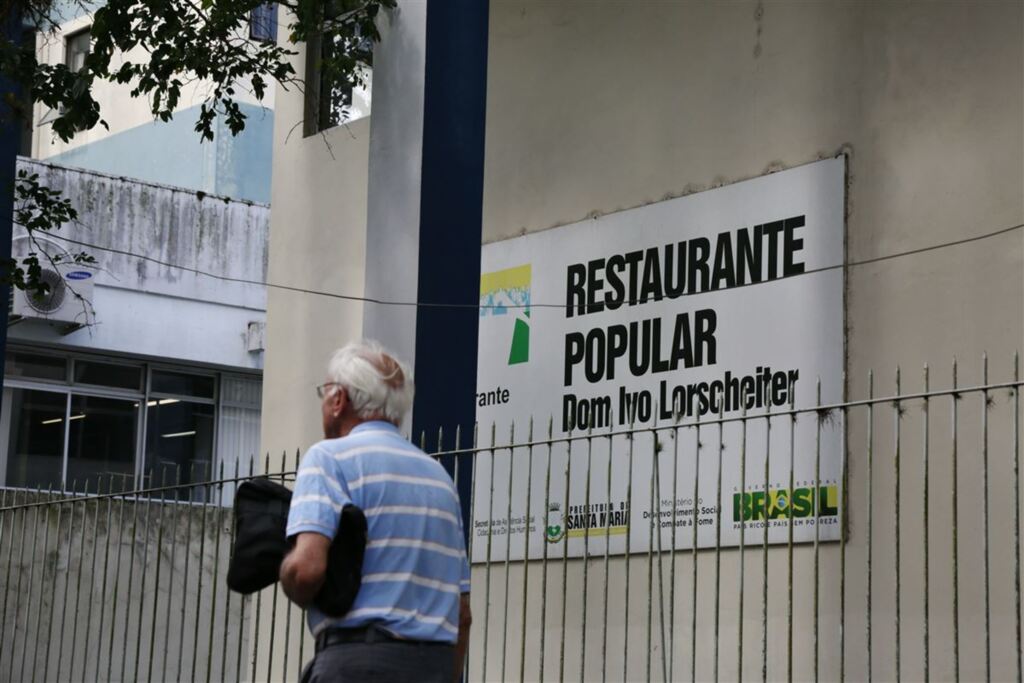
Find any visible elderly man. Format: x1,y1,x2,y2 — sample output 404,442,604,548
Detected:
281,340,472,683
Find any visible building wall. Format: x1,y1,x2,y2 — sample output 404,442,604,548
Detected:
470,2,1023,681
360,1,427,373
258,1,1023,680
258,57,370,460
0,492,251,682
30,13,275,202
10,158,269,370
481,1,1022,373
39,102,275,204
253,14,375,677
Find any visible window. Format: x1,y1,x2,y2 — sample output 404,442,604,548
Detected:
151,369,215,399
66,394,137,493
304,22,373,135
144,402,214,499
5,352,67,382
249,3,278,43
65,28,90,72
4,388,65,490
0,350,262,503
61,28,91,129
145,370,216,501
74,360,143,391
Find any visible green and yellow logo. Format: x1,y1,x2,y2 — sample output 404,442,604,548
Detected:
732,485,839,522
480,264,531,365
544,501,629,543
544,502,565,542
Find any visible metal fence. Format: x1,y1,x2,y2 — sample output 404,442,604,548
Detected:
0,355,1020,682
0,462,261,683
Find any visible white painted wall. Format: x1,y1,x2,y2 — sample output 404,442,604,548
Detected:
481,1,1022,372
250,0,442,466
0,496,249,682
32,14,276,159
10,158,269,371
470,2,1023,681
253,3,384,674
258,43,371,460
359,1,427,371
258,1,1023,680
258,0,429,458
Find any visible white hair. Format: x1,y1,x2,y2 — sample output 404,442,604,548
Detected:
326,340,414,425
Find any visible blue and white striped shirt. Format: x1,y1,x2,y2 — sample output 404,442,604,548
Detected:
286,421,471,643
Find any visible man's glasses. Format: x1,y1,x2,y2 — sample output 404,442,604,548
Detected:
316,382,340,399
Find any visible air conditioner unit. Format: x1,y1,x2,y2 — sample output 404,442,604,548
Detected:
10,235,96,328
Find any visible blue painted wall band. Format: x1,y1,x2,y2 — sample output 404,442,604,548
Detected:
412,0,490,532
0,9,24,422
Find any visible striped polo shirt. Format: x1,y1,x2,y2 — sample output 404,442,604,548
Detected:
286,421,470,643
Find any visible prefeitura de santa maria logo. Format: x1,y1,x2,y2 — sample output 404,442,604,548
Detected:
544,502,565,543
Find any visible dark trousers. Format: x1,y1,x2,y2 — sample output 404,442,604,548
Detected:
302,635,455,683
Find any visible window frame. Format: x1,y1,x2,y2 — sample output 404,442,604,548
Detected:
65,391,145,493
59,26,92,128
1,384,72,491
149,367,217,403
303,30,327,137
64,27,91,73
72,358,146,392
5,349,70,384
249,2,278,44
303,24,373,137
0,347,247,499
143,365,218,492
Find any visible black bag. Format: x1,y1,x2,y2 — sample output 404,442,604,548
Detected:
226,478,367,617
226,478,292,594
318,503,367,616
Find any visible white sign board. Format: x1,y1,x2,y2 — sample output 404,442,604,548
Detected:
473,158,845,563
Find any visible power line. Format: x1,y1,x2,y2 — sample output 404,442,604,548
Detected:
47,220,1024,312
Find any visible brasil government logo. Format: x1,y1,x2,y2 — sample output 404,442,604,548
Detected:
732,484,839,521
480,264,531,365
